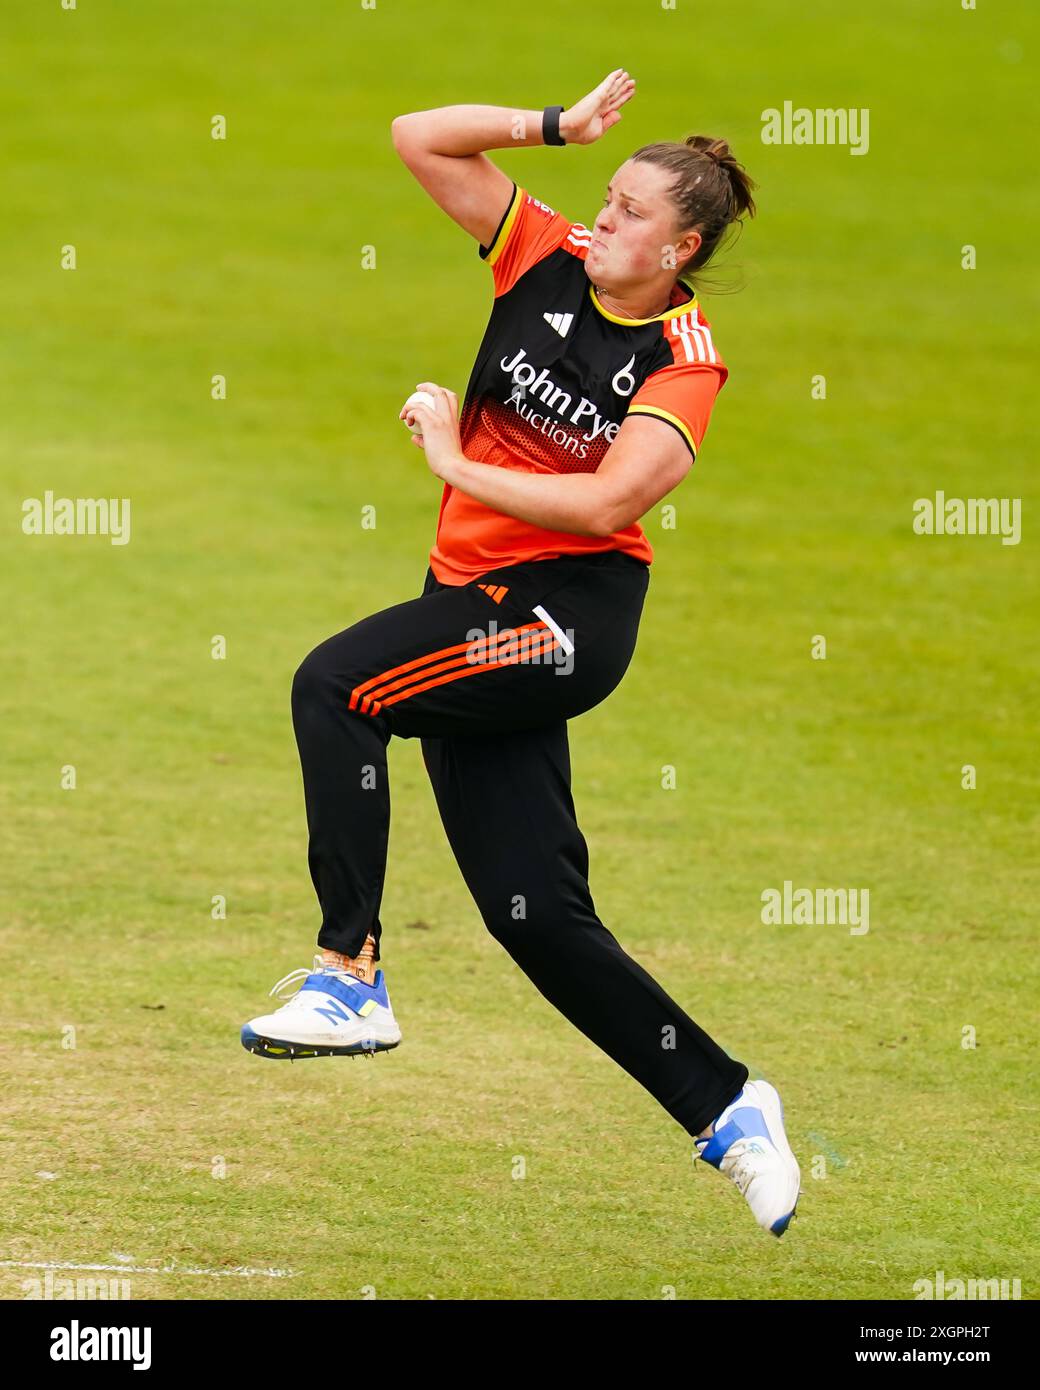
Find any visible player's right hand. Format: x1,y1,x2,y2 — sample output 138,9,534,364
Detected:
560,69,636,146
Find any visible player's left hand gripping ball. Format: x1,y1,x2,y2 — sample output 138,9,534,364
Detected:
399,382,462,480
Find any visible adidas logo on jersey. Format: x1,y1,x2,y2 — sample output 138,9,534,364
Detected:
543,311,574,338
668,311,718,364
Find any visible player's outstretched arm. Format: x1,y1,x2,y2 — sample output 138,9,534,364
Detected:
390,69,636,248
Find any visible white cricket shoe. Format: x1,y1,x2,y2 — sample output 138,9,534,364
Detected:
694,1078,801,1236
241,954,402,1060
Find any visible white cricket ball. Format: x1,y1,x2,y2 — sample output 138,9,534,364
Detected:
402,389,437,435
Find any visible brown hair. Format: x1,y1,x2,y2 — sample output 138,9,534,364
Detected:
629,135,757,294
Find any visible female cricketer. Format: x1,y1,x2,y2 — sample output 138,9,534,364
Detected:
241,70,801,1236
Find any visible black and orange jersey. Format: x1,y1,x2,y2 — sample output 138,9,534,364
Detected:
428,181,729,586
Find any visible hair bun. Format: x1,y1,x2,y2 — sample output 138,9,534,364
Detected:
685,134,731,169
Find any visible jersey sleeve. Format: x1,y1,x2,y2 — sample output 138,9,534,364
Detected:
626,359,729,461
479,182,575,296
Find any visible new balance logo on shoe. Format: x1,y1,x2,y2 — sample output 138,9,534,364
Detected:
543,311,574,338
313,995,357,1028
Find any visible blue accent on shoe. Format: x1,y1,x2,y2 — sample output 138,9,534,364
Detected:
298,969,388,1013
771,1208,795,1237
697,1105,773,1170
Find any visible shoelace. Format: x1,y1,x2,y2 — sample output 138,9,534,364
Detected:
724,1143,767,1196
268,953,349,1004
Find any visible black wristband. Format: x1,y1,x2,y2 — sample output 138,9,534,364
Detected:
542,105,567,146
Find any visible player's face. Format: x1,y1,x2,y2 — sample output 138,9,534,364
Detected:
587,159,700,288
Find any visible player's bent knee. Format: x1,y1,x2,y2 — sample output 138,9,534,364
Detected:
291,648,338,711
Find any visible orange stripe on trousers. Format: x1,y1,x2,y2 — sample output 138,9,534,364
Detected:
348,623,559,715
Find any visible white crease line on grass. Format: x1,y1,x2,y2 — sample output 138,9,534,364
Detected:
0,1259,295,1279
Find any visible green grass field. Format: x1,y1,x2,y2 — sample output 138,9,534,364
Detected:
2,0,1037,1300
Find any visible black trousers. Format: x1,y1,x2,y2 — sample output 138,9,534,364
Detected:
290,550,748,1137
